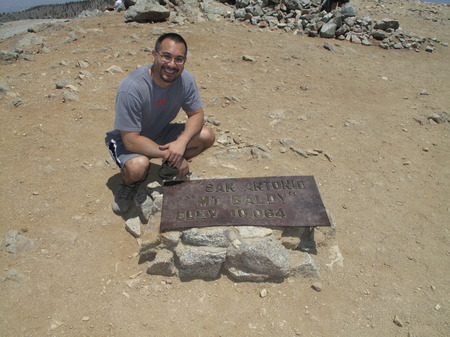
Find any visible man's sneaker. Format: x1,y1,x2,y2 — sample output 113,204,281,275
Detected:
158,162,180,181
111,183,136,215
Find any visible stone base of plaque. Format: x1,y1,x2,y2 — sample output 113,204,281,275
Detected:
132,178,337,282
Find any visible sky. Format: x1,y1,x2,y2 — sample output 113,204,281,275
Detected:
1,0,449,13
0,0,86,13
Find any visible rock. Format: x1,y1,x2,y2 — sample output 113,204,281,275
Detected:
242,55,256,62
235,226,273,238
311,282,322,292
280,139,295,147
350,34,362,44
216,133,232,145
280,234,301,251
323,41,336,52
12,98,25,107
124,0,170,23
146,181,163,195
260,288,268,298
372,30,390,41
78,70,94,79
0,50,20,62
320,22,337,38
290,146,308,158
374,18,400,31
55,80,72,89
0,82,9,99
135,189,158,221
147,249,176,276
175,243,227,280
182,227,235,248
138,226,160,263
306,149,320,156
206,116,221,126
226,266,270,282
76,60,89,68
125,216,142,238
106,65,123,73
4,230,36,254
62,90,79,102
361,38,372,46
160,231,181,250
290,251,320,278
324,152,333,162
393,315,404,327
428,113,448,124
225,237,290,281
341,3,356,17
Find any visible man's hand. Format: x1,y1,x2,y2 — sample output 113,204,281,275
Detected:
158,136,188,169
175,158,190,178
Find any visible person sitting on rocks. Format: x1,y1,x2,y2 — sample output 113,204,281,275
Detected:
321,0,350,12
105,33,215,215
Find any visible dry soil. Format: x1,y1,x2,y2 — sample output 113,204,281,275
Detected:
0,0,449,336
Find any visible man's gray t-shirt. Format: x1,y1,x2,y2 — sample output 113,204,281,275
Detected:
106,65,202,142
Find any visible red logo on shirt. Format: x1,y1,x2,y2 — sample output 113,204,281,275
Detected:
156,98,167,111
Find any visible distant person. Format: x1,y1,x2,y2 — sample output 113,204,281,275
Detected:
114,0,123,9
103,0,122,11
321,0,350,12
105,33,215,215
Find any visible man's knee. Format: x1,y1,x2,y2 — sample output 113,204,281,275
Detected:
201,126,215,149
122,156,149,183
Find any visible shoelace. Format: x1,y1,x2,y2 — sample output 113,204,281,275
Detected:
117,184,135,199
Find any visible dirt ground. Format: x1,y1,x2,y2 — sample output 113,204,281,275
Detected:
0,0,449,336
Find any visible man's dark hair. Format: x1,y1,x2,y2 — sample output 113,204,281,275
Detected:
155,33,188,56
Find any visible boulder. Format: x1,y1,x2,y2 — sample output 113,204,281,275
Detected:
124,0,170,23
225,237,290,281
374,18,400,31
175,243,227,280
341,3,356,17
320,22,337,38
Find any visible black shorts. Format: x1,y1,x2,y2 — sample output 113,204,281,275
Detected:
106,123,185,169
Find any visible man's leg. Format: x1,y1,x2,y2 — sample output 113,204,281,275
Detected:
121,155,150,185
184,126,215,160
111,155,150,215
107,134,151,214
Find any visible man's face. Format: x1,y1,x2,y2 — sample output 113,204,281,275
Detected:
152,38,186,87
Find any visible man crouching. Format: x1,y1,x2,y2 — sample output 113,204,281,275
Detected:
105,33,215,215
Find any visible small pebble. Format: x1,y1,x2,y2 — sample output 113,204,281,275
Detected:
324,153,333,162
311,282,322,292
260,288,267,298
393,315,404,327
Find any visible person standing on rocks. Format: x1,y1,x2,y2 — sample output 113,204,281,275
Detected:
105,33,215,215
321,0,350,12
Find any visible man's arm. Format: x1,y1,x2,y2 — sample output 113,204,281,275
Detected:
120,131,165,158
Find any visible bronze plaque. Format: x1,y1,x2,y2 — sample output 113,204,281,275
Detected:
160,176,331,232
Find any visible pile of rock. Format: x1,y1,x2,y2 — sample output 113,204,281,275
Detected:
119,0,445,52
126,180,335,282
